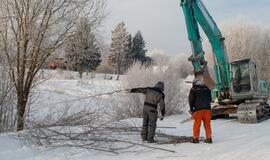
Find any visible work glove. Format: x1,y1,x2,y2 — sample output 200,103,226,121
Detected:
161,110,165,117
160,110,165,121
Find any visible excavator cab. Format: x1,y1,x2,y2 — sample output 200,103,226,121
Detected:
231,59,270,123
231,58,269,101
231,59,252,95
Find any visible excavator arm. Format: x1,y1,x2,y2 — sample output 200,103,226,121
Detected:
181,0,231,98
181,0,270,123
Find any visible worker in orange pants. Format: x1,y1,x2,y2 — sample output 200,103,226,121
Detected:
189,79,212,143
193,110,212,143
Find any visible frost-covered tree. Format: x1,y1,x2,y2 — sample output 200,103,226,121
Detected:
171,54,193,79
65,19,102,78
147,49,170,66
261,29,270,84
107,22,130,79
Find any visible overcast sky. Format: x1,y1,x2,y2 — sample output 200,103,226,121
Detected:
103,0,270,55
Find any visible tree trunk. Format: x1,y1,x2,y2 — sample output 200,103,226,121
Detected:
0,105,3,132
79,71,83,79
117,64,121,80
16,95,28,131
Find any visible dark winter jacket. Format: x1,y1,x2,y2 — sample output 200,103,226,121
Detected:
189,84,212,113
130,87,165,116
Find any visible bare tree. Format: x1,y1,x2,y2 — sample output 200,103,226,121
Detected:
0,0,107,131
0,51,16,132
171,54,193,79
259,27,270,84
147,49,171,66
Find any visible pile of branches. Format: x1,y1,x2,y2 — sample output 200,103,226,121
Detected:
20,107,174,153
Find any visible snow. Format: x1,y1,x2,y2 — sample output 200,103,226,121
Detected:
1,116,270,160
28,72,127,120
1,71,270,160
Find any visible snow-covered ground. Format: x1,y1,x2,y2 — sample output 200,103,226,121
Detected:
1,116,270,160
28,71,127,120
1,71,270,160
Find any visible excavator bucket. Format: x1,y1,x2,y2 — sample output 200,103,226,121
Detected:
195,64,216,90
203,70,216,90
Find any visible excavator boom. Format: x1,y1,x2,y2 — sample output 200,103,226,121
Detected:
181,0,230,99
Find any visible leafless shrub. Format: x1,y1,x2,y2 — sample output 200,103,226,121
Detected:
96,60,115,75
147,49,171,66
122,58,192,117
109,93,144,121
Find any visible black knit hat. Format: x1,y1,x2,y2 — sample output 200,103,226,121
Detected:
155,81,164,91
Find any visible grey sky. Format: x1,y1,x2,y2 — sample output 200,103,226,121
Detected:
103,0,270,55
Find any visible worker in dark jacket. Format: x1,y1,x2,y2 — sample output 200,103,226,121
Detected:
128,81,165,143
189,79,212,143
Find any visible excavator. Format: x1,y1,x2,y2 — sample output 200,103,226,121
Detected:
180,0,270,123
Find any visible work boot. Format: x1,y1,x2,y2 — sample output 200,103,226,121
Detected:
204,138,213,144
141,134,148,142
191,138,199,143
147,139,158,143
142,138,148,142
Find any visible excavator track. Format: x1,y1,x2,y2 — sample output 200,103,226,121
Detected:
237,101,270,123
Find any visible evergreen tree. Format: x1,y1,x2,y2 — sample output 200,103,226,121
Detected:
130,31,152,64
65,18,101,78
125,34,133,69
107,22,130,79
65,36,80,71
80,31,101,74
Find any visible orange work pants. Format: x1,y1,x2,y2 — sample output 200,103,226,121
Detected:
193,110,212,139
